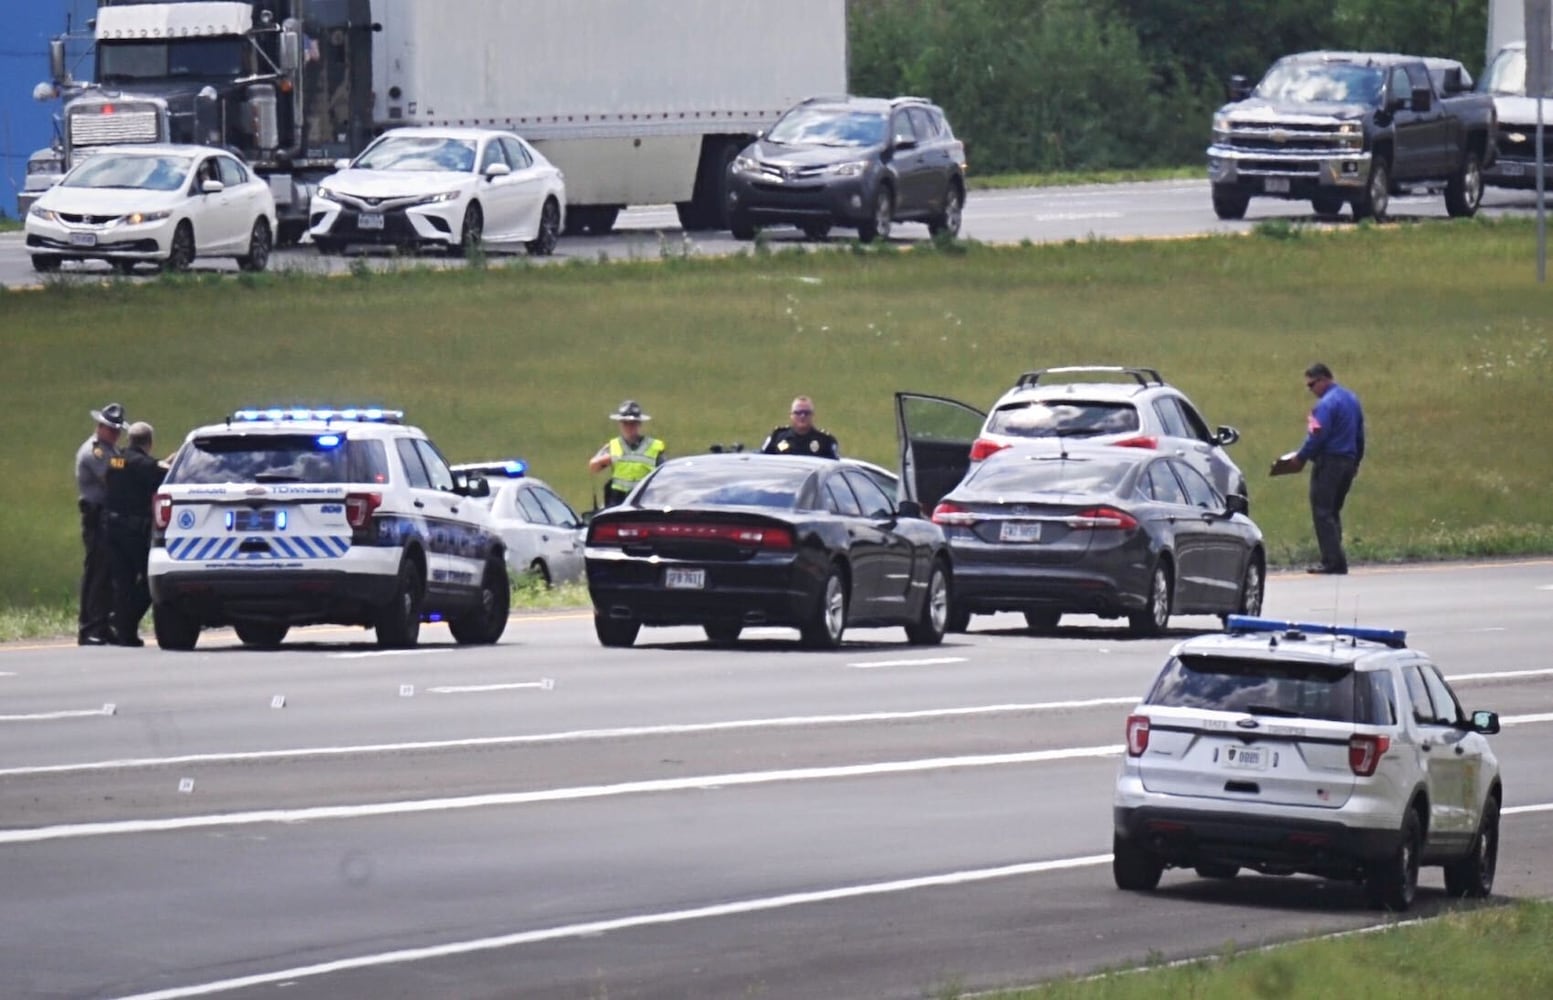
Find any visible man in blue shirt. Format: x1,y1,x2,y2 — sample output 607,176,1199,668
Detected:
1288,362,1365,574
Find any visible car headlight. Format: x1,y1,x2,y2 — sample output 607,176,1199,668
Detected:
1212,113,1233,137
28,205,58,222
733,154,760,174
314,187,341,205
1336,121,1362,148
826,160,869,177
119,210,172,226
407,189,463,207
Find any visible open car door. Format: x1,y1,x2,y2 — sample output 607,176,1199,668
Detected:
895,392,986,510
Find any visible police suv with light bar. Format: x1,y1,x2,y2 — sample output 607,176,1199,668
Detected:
147,407,509,650
1112,616,1502,910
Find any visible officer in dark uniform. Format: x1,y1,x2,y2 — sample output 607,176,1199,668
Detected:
75,402,126,645
1279,362,1365,575
760,395,840,459
104,421,167,647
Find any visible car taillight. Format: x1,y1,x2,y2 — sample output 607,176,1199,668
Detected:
1112,435,1158,450
1348,734,1391,776
345,491,382,529
1126,714,1150,756
1065,506,1139,531
969,437,1009,462
590,521,794,549
153,492,173,529
931,501,977,526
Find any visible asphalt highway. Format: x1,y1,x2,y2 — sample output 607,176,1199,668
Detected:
2,559,1551,999
3,180,1550,288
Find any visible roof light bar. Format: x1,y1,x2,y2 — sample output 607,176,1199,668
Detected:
229,407,405,425
450,459,529,478
1224,615,1407,648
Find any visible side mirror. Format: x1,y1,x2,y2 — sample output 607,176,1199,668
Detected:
1228,74,1251,101
897,499,923,519
484,161,511,178
1410,85,1432,113
278,25,301,74
1441,67,1464,94
1215,425,1240,447
466,475,490,498
201,179,225,194
1385,93,1407,114
894,136,918,151
332,158,351,171
49,38,68,86
1471,710,1500,735
1224,493,1249,517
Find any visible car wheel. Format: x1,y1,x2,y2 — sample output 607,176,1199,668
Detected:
583,206,620,236
234,622,288,648
1443,794,1499,898
449,202,484,258
276,220,307,247
857,186,894,243
704,622,743,644
801,221,832,241
1366,808,1422,911
1023,610,1061,634
1236,556,1264,617
729,212,757,241
1194,863,1239,880
800,563,848,649
1112,832,1164,891
526,198,561,256
595,612,640,648
374,558,424,649
946,604,971,633
1445,150,1483,218
32,254,63,273
165,221,196,272
1311,194,1345,217
1352,158,1391,221
449,559,510,645
928,182,964,237
527,559,552,588
110,260,139,276
237,218,272,272
152,602,201,651
1211,184,1250,221
904,559,949,645
1127,561,1172,637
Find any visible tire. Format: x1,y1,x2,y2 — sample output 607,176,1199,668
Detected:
449,559,510,645
374,558,424,649
801,221,833,241
904,560,949,645
234,622,288,648
800,564,848,649
1352,158,1391,221
729,212,757,241
1023,610,1061,634
110,260,139,276
857,186,894,243
152,602,201,651
236,218,272,272
704,622,743,644
584,206,619,236
1445,150,1484,218
528,559,552,588
165,221,196,272
1127,561,1172,637
1311,194,1345,217
595,612,640,648
676,140,739,231
928,182,964,237
1211,184,1250,220
1443,794,1499,898
276,220,307,247
525,198,561,256
1194,863,1239,880
313,237,345,255
31,254,63,273
1235,556,1265,617
448,203,483,258
1366,808,1423,911
1112,832,1164,891
946,605,972,633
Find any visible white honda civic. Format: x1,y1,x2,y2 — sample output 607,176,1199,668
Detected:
310,127,566,257
25,144,277,275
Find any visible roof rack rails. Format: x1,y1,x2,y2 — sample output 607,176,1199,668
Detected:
1225,615,1407,649
227,407,405,425
889,95,933,105
800,94,853,105
1013,366,1166,390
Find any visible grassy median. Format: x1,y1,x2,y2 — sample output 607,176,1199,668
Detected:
5,217,1552,617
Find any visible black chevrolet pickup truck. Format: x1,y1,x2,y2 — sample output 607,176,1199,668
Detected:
1207,51,1497,221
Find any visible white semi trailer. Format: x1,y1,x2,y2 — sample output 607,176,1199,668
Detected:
23,0,848,238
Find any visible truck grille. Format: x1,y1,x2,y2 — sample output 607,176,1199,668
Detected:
1223,122,1350,154
1497,125,1548,159
69,108,160,147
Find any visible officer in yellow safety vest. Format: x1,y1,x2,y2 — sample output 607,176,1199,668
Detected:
588,400,666,506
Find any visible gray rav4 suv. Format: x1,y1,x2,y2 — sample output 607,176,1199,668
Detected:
726,95,967,242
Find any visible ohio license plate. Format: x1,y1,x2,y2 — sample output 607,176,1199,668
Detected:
69,232,98,247
1223,745,1267,770
999,521,1042,543
1264,177,1291,194
357,213,385,230
665,567,705,590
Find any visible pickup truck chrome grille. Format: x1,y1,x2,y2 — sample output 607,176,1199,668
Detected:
1222,123,1351,154
69,108,160,147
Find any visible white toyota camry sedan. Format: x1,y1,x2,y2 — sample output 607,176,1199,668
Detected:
25,144,277,275
310,127,566,257
453,461,586,585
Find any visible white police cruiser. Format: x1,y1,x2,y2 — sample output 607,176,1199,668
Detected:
147,408,509,651
1113,616,1502,910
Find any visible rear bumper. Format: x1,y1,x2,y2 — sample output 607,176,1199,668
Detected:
950,556,1147,617
148,568,398,627
586,551,817,628
1115,804,1402,875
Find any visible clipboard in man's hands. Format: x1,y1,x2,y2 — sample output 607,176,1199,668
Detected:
1269,452,1306,477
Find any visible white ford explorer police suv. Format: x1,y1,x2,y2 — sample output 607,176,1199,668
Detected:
1113,616,1502,911
147,408,509,651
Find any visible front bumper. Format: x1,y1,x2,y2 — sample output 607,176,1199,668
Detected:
1207,144,1372,197
1485,153,1548,188
726,170,879,228
24,215,174,260
309,196,460,247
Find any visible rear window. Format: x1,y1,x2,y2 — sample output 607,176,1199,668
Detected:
634,461,811,509
963,453,1134,495
1145,654,1394,725
986,400,1140,439
167,434,388,486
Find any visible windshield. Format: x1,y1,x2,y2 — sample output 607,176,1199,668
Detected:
98,38,245,81
766,108,887,148
633,461,810,509
1481,48,1526,95
353,136,477,173
1254,62,1385,104
985,400,1140,439
963,453,1134,496
168,435,390,485
1145,654,1396,725
63,154,191,191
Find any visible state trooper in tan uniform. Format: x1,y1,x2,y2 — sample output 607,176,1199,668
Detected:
588,400,667,507
75,402,126,645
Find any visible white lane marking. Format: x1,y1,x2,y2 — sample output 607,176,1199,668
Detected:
847,657,967,669
1505,802,1553,815
0,745,1124,846
327,649,452,660
0,706,114,722
0,671,15,677
427,680,553,694
113,853,1113,1000
0,699,1137,778
1502,712,1553,727
1447,667,1553,683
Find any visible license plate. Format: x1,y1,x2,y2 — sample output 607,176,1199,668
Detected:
999,521,1042,543
231,509,278,531
1264,177,1291,194
1223,745,1267,770
1501,162,1525,177
665,567,705,590
69,232,97,247
357,213,385,230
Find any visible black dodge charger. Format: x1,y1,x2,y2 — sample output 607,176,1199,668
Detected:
585,454,952,648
